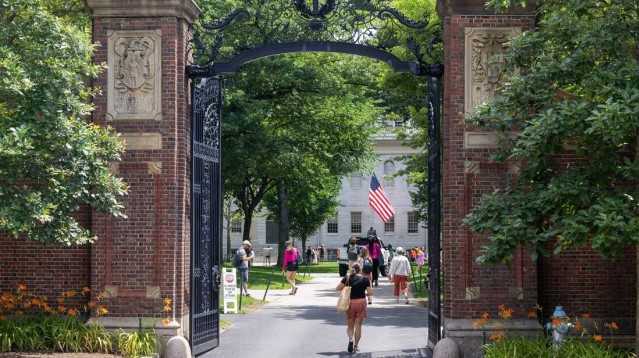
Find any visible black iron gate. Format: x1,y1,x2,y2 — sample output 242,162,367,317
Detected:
188,1,445,353
190,76,223,356
426,64,444,347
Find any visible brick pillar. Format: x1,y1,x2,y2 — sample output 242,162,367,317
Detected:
85,0,200,337
438,1,541,356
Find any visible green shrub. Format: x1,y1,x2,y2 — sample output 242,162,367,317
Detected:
117,330,157,358
0,314,156,357
483,337,636,358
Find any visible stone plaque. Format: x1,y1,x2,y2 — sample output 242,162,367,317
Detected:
107,30,161,120
465,27,521,113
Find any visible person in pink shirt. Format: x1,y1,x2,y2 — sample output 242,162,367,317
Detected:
281,240,300,295
368,237,382,287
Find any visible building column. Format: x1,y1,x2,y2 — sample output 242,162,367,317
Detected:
85,0,200,337
438,1,541,356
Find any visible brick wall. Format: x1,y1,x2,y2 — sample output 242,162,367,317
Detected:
442,11,637,329
90,16,192,318
442,14,537,320
539,246,636,334
0,207,91,304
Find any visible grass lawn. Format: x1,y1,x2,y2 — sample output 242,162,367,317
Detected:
410,263,429,299
297,261,340,274
220,293,264,314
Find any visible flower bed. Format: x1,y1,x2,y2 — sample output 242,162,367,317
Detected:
483,337,635,358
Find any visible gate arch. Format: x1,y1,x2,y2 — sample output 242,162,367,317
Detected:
187,2,443,356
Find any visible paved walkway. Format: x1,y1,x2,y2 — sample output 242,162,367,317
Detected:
204,274,432,358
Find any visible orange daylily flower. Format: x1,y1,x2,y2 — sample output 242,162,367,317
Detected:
17,282,27,292
593,335,604,343
481,312,490,320
489,330,506,342
527,308,537,319
574,320,584,333
87,300,97,309
57,305,67,314
163,305,172,313
164,297,172,306
63,290,77,298
162,318,171,326
67,308,79,317
606,321,619,330
97,305,109,316
551,318,561,327
498,305,513,320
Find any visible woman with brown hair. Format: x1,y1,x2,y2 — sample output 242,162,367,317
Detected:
359,246,374,304
336,263,372,353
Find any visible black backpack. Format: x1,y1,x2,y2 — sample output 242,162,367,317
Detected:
362,258,373,274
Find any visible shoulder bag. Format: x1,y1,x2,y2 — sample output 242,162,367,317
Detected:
336,276,351,312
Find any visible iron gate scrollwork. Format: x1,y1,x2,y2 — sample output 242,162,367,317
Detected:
425,64,444,347
189,0,445,353
190,76,223,356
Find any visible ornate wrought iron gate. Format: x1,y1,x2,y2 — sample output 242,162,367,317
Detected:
188,1,445,353
426,64,444,347
190,76,223,356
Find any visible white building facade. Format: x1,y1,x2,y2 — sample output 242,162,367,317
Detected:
224,131,427,258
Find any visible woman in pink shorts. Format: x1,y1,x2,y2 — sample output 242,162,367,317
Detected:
336,263,372,353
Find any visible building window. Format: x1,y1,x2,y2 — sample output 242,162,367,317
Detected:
407,211,419,233
383,161,395,187
350,174,361,189
231,219,242,233
327,214,338,234
384,216,395,233
351,212,362,233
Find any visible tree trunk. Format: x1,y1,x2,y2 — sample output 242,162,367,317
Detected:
277,181,289,267
242,209,253,243
301,235,307,255
225,205,232,260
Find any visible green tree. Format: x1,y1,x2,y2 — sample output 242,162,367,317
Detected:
222,53,379,244
264,159,341,254
462,0,639,339
0,0,126,245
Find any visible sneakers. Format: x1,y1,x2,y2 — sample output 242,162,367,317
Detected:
347,341,354,353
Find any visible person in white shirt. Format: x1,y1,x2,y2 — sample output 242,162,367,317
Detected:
388,247,412,304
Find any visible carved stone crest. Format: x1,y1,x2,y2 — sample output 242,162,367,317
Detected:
107,30,161,120
465,27,520,113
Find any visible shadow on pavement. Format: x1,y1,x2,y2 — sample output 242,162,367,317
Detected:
269,304,428,329
317,348,433,358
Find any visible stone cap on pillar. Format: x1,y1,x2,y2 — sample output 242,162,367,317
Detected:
437,0,536,16
86,0,201,24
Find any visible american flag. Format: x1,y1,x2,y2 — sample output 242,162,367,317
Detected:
369,174,395,223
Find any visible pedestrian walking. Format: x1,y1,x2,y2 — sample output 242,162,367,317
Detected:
359,247,374,304
416,248,425,269
388,247,412,304
347,236,360,271
234,240,255,297
336,263,372,353
368,237,382,287
282,240,300,295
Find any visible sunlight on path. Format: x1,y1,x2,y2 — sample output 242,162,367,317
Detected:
205,273,431,358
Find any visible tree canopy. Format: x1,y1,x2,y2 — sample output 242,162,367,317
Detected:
464,0,639,263
0,0,126,245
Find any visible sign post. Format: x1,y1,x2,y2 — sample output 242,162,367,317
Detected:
223,268,237,314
